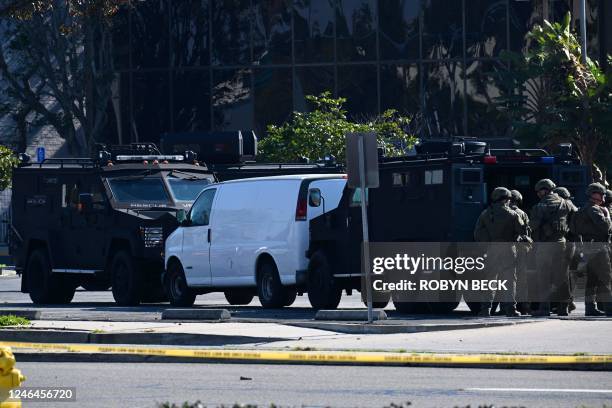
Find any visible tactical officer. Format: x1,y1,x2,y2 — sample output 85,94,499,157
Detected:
570,183,612,316
552,186,579,314
510,190,532,315
606,190,612,212
474,187,526,317
530,179,574,316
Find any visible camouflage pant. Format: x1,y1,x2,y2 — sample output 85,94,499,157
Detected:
535,242,571,303
483,247,516,308
584,249,612,308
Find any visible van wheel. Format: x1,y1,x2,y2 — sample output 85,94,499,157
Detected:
224,289,254,306
282,289,297,307
111,250,141,306
257,260,290,308
27,249,75,304
307,250,341,310
165,261,196,307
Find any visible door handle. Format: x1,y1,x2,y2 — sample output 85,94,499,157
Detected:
207,229,211,243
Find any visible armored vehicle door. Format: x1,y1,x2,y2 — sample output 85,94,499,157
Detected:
450,164,486,241
62,176,108,270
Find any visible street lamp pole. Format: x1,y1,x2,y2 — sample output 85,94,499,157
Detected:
579,0,588,65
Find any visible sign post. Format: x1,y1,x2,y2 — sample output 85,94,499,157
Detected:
346,132,379,323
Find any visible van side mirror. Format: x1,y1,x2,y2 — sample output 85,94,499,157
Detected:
308,188,322,207
176,209,187,224
78,193,94,213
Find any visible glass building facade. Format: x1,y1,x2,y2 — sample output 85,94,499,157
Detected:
107,0,609,145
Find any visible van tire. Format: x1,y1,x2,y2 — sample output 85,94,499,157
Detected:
257,260,289,308
27,249,75,304
282,289,297,307
224,289,254,306
307,250,342,310
111,250,141,306
165,261,196,307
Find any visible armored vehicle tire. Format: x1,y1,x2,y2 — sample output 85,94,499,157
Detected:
27,249,75,304
466,301,482,314
111,251,141,306
165,261,196,307
307,250,342,310
363,299,390,309
224,289,254,306
423,301,460,314
257,260,291,309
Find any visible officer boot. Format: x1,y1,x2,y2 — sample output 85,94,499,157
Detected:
568,301,576,313
503,303,520,317
585,302,606,317
556,302,569,316
477,304,491,317
532,303,550,317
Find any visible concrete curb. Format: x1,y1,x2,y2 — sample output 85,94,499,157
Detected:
288,319,538,334
0,329,284,346
315,309,387,321
10,350,610,371
161,308,231,321
0,309,41,319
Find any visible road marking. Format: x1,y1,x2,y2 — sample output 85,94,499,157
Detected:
466,388,612,394
0,341,610,366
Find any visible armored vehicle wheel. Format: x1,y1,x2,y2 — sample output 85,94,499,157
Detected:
307,250,342,310
164,261,196,307
257,260,291,308
363,299,390,309
27,249,75,304
111,250,141,306
224,289,254,305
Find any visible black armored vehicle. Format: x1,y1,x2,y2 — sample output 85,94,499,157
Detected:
306,138,590,313
10,143,215,305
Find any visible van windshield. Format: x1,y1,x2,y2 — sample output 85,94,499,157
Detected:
107,177,171,203
167,177,212,201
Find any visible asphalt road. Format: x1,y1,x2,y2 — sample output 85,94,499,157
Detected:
0,275,589,321
19,361,612,408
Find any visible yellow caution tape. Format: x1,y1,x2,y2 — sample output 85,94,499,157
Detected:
0,341,610,365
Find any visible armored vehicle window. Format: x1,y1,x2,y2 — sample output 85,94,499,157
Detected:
350,188,369,207
190,188,216,226
167,176,212,201
559,169,585,185
425,169,443,185
108,178,170,203
459,168,482,184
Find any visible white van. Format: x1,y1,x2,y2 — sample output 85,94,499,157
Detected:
163,174,347,308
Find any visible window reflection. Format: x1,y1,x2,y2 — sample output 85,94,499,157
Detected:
254,68,293,134
423,62,464,137
422,0,463,60
337,64,378,118
132,72,171,144
253,0,292,65
171,0,210,67
211,0,251,65
174,70,212,132
464,60,510,137
213,69,253,130
336,0,377,62
380,64,420,115
465,0,507,58
378,0,419,61
294,66,335,111
131,0,170,69
293,0,335,63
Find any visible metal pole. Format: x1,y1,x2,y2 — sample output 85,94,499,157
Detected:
579,0,588,65
357,134,373,323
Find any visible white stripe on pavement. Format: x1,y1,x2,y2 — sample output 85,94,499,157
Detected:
465,388,612,394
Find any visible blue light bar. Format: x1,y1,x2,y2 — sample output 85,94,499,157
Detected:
541,156,555,164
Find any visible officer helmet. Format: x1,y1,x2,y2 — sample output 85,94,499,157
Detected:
553,186,571,199
586,182,606,196
491,187,512,202
510,189,522,204
534,178,556,192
